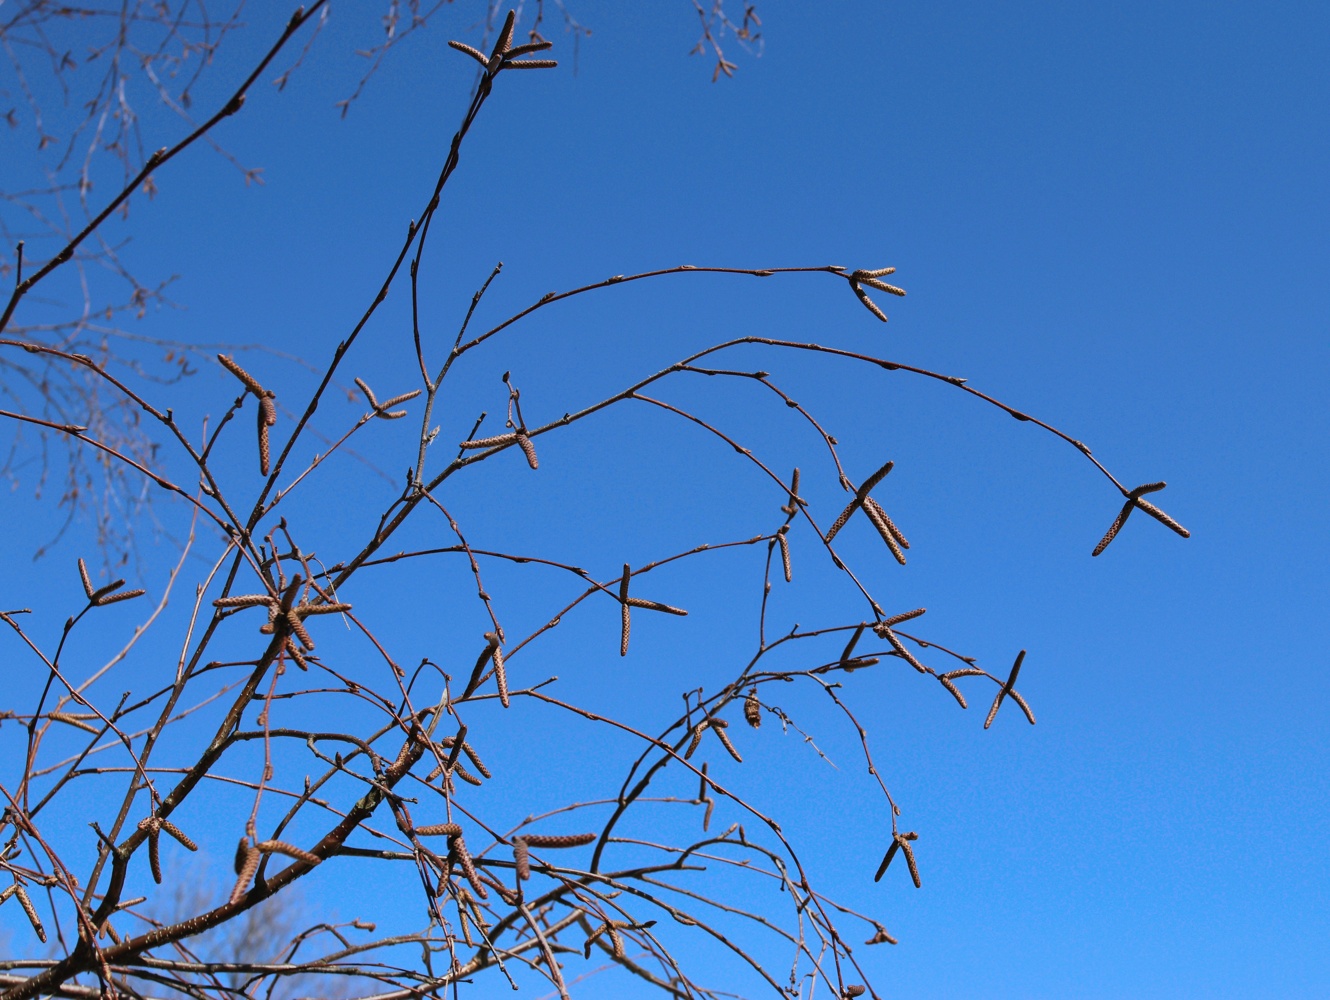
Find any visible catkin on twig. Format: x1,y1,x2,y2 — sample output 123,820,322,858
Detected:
487,633,509,708
712,725,743,763
781,467,802,516
414,823,463,837
513,838,530,881
13,885,45,943
159,819,197,851
521,833,597,848
147,827,162,884
257,840,321,865
862,499,906,564
873,623,927,673
230,846,260,904
939,676,968,709
515,430,539,469
77,557,94,599
459,432,518,449
899,835,921,888
685,721,708,760
218,354,264,395
777,526,792,582
617,563,634,656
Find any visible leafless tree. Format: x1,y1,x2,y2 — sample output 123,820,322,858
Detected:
0,0,758,564
0,6,1187,999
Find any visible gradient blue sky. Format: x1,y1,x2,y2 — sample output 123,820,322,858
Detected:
2,3,1327,998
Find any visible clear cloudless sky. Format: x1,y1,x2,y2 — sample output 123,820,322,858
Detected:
2,3,1327,998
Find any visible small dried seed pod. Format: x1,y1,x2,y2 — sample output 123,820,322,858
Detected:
743,688,762,728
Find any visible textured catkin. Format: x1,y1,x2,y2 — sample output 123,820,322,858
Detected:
459,432,517,449
414,823,463,837
95,587,146,605
1136,498,1190,537
860,459,895,496
875,625,926,673
582,922,606,958
147,828,162,884
257,414,271,476
870,497,910,549
777,527,792,582
287,614,315,650
259,392,277,427
873,841,900,882
258,840,321,865
619,564,632,656
845,986,867,998
824,500,858,542
218,354,264,394
522,833,596,848
230,847,260,903
881,607,926,628
900,838,922,888
448,40,488,65
233,837,250,874
516,430,539,469
744,689,762,728
513,839,530,880
461,741,492,779
14,886,45,942
452,763,483,786
625,597,688,615
984,688,1006,729
1009,690,1037,725
77,557,94,598
852,281,889,322
490,638,509,708
713,726,743,763
939,676,968,709
451,837,487,899
1092,502,1133,556
214,594,274,609
862,499,906,564
684,721,708,760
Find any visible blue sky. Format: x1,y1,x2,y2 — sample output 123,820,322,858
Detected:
2,2,1327,997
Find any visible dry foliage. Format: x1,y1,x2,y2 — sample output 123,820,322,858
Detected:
0,5,1187,999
